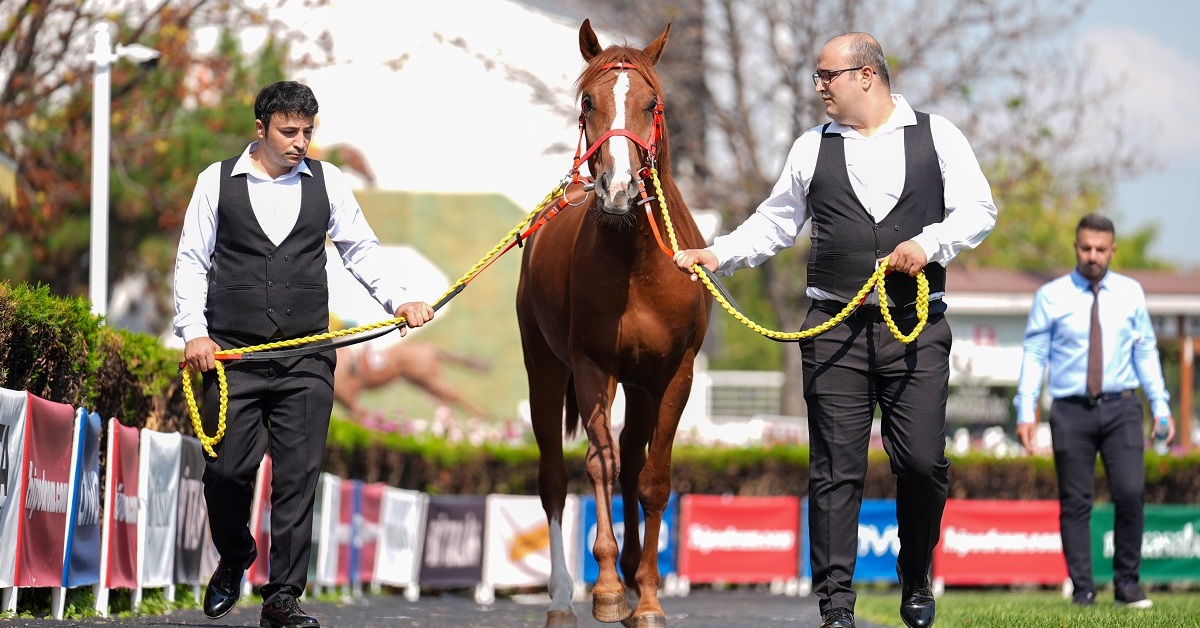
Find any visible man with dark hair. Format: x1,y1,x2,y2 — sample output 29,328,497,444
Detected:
673,32,996,628
1014,213,1174,610
173,80,434,628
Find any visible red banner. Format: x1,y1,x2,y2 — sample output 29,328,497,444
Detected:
934,499,1067,586
103,418,140,589
248,455,273,586
15,394,75,586
336,479,358,586
678,495,800,584
357,483,384,585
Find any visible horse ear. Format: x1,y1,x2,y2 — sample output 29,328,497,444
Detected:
579,19,603,61
643,22,671,65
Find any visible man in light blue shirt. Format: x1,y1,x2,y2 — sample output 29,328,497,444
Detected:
1013,213,1174,609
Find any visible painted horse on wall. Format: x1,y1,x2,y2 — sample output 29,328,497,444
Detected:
516,19,711,628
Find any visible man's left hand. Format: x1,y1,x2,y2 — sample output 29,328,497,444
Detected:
882,240,928,276
394,301,434,337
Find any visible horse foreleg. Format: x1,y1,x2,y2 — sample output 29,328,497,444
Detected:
618,387,653,600
528,365,578,627
576,369,630,623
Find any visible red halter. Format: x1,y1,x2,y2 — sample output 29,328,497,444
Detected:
570,62,665,185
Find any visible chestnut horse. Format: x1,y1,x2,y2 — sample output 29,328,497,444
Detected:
516,20,710,628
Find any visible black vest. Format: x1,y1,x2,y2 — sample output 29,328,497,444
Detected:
807,111,947,306
206,157,330,340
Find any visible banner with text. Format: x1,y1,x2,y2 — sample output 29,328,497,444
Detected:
420,495,486,588
173,436,208,585
63,409,102,587
1090,504,1200,584
373,487,427,588
357,482,384,586
101,418,140,590
309,473,341,588
934,499,1066,586
17,393,76,587
678,494,798,584
137,430,181,588
854,499,901,583
337,478,360,587
0,387,30,587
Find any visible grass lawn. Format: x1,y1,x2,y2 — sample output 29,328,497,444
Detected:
854,588,1200,627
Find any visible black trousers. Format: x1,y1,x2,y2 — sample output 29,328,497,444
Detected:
799,306,952,614
1049,395,1145,593
201,333,335,607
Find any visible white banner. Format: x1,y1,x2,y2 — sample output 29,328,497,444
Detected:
311,473,341,588
137,430,181,588
0,388,29,587
373,487,428,587
482,494,579,589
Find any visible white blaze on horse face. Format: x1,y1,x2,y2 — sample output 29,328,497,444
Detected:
604,71,634,204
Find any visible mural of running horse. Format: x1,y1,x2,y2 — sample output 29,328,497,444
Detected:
516,19,711,628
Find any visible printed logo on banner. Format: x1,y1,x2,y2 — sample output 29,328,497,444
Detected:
420,496,486,588
580,494,679,584
859,524,899,557
25,460,69,519
934,499,1066,586
174,438,208,585
19,394,75,586
112,482,139,524
940,527,1062,557
64,410,103,587
1091,504,1200,584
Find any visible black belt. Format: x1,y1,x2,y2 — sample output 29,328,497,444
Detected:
1058,389,1136,407
812,299,947,323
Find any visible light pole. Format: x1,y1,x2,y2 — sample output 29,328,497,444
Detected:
87,22,159,318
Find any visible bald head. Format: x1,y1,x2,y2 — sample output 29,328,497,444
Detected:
825,33,890,89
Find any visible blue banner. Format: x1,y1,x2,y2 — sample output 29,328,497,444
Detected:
801,498,899,583
63,409,102,587
578,493,678,584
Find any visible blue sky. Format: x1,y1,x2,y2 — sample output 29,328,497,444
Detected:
1073,1,1200,269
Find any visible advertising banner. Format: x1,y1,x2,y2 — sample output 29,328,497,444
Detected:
17,393,76,587
63,409,102,587
854,500,900,583
309,473,341,588
137,430,181,588
374,487,427,588
357,482,384,586
1091,504,1200,584
101,418,140,589
174,436,208,585
934,499,1066,586
678,494,799,584
337,479,360,587
482,494,580,589
248,455,273,586
420,495,486,588
579,493,679,584
0,387,30,587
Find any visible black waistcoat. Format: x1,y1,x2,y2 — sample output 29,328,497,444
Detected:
807,111,947,306
205,157,330,339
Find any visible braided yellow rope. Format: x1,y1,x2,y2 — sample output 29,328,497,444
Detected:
182,183,565,457
649,167,929,344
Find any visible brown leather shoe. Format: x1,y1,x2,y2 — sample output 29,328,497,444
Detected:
260,598,320,628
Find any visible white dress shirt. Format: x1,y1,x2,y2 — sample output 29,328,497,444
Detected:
173,142,405,343
708,95,997,303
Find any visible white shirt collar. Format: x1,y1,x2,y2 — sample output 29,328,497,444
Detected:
824,94,917,138
231,141,311,181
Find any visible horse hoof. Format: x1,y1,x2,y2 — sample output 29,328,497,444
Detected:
622,612,667,628
545,609,579,628
592,591,632,623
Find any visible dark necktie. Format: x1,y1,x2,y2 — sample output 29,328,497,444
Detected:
1087,281,1103,398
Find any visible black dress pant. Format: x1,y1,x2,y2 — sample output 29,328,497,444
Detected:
201,332,335,607
1048,395,1145,594
799,307,952,615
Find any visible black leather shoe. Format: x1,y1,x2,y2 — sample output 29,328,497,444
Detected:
899,575,936,628
819,607,856,628
203,561,244,619
260,598,321,628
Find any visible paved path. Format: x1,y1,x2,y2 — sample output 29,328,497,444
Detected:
5,588,891,628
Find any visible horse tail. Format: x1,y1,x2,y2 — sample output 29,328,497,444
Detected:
434,347,491,372
564,375,580,438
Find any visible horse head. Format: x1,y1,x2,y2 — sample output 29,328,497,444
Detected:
576,19,671,216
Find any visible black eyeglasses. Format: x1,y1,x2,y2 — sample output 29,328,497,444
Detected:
811,66,865,87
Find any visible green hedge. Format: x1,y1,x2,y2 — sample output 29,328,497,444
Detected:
3,280,1198,503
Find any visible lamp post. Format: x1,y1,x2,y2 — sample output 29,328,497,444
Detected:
87,22,159,318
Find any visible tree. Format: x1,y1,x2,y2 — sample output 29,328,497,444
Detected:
547,0,1164,416
0,0,330,313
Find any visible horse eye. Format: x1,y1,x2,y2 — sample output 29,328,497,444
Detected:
647,98,658,112
581,96,593,113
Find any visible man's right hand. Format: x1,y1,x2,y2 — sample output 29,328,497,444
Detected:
1016,422,1038,454
672,248,718,281
184,337,221,372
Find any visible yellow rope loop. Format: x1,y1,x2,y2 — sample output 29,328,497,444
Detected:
182,183,565,457
647,169,927,344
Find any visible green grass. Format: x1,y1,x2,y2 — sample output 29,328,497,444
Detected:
855,589,1200,627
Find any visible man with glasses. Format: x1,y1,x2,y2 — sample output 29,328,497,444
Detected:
674,33,996,628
